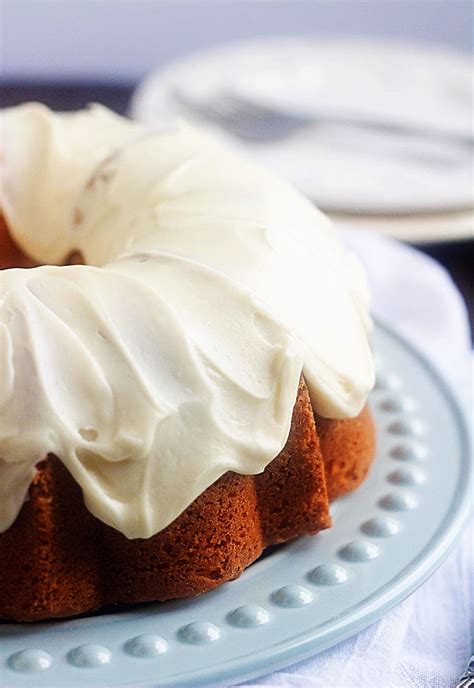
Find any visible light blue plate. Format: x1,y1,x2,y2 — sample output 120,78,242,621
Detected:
0,321,471,688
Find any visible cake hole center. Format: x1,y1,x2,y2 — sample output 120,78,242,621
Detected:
0,214,85,269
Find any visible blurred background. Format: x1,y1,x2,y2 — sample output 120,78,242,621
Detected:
2,1,471,81
1,0,473,328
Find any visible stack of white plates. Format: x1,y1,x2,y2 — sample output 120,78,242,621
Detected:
131,37,473,244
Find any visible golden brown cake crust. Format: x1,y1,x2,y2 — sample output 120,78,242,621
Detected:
0,457,102,621
2,379,375,622
316,405,376,501
0,213,36,269
255,379,331,545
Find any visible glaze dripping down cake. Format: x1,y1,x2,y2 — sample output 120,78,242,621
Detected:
0,104,375,621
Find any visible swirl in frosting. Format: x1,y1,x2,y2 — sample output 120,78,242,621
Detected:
0,103,374,538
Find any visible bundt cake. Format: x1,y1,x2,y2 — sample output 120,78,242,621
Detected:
0,103,375,622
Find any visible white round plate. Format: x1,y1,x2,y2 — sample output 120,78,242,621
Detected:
131,37,473,217
0,321,471,688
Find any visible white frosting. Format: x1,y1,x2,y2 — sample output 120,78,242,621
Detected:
0,103,374,539
1,103,142,263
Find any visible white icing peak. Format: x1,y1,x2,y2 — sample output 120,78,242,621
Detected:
0,103,374,539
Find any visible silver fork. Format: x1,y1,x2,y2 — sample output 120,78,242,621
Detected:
172,90,301,141
172,89,474,147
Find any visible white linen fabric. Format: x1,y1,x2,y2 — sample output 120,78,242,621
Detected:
239,229,473,688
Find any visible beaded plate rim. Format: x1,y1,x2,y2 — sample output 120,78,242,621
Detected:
0,319,471,688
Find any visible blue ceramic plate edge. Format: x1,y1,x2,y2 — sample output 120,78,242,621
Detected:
112,318,473,688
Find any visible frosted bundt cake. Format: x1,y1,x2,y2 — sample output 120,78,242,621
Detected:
0,103,375,622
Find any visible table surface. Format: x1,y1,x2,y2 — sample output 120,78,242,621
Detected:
1,81,472,339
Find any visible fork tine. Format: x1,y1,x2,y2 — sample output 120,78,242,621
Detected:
221,94,311,126
172,88,307,141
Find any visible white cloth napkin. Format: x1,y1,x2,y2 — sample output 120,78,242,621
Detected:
239,229,473,688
